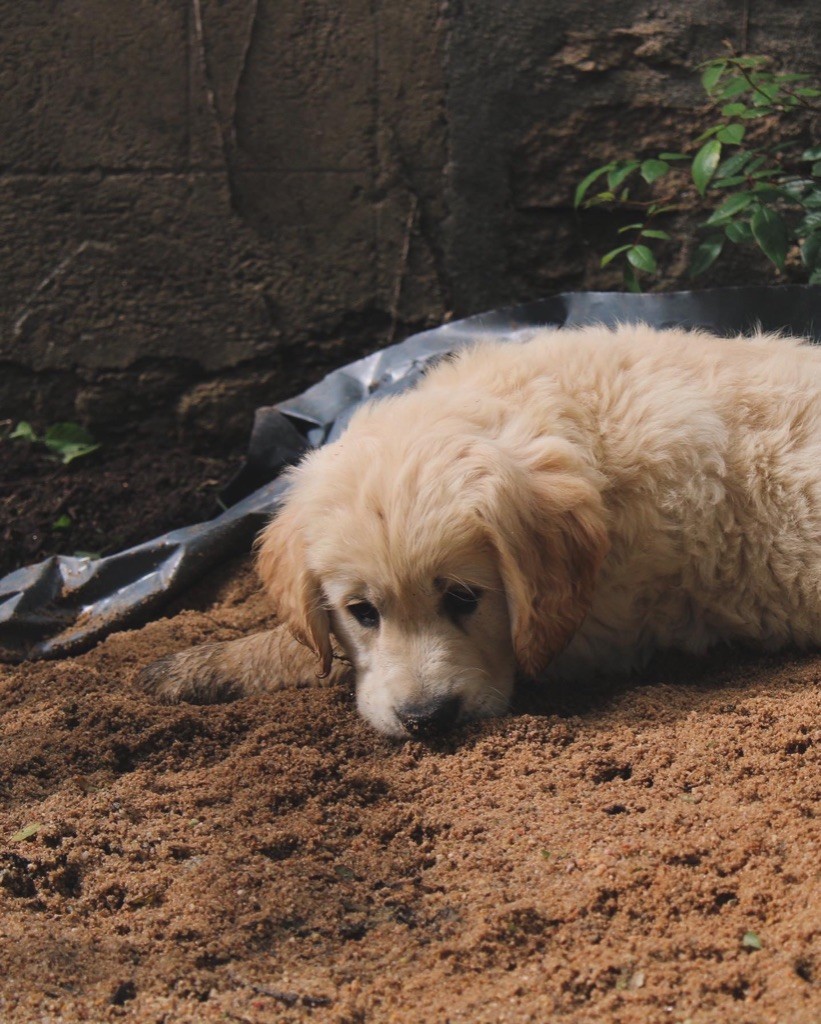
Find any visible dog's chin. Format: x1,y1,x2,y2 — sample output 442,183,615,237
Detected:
355,674,514,739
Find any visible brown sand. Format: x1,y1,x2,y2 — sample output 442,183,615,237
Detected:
0,557,818,1023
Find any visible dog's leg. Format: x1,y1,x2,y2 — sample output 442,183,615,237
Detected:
136,625,351,704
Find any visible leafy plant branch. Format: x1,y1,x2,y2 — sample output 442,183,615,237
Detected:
574,53,821,290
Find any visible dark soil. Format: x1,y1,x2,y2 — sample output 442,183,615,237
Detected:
0,428,245,578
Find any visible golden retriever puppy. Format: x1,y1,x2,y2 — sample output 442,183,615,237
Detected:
140,324,821,738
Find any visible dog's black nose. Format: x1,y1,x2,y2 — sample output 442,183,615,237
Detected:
396,696,462,739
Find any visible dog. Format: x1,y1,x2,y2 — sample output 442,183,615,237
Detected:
139,324,821,738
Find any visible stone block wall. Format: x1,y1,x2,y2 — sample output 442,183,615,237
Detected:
1,0,816,439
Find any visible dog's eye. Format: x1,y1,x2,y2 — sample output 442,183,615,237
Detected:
442,585,482,620
347,601,380,628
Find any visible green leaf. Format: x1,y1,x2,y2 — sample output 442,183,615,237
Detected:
623,262,641,293
627,244,657,273
799,211,821,234
768,139,806,152
695,124,723,144
640,229,671,240
617,223,646,234
751,185,783,204
721,103,747,117
750,205,789,269
713,176,748,189
812,162,821,177
730,56,767,69
574,164,614,208
779,177,815,199
701,62,727,92
10,822,43,842
584,190,617,208
44,422,96,447
752,83,780,106
607,162,640,190
705,192,754,225
10,421,38,441
693,140,723,195
795,87,821,98
804,191,821,210
658,152,690,161
689,235,725,277
52,514,72,530
718,78,750,101
811,268,821,285
742,931,763,950
800,232,821,270
600,244,633,268
725,221,753,243
647,204,679,216
60,444,102,465
716,150,752,178
640,159,670,184
716,123,745,145
43,423,101,465
773,72,809,83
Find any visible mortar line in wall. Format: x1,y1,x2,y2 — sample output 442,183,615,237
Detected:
741,0,751,53
184,0,192,171
371,0,384,309
190,0,245,216
11,241,117,341
0,167,424,178
436,0,454,313
228,0,261,157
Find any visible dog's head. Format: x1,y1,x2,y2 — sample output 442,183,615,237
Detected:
257,409,609,737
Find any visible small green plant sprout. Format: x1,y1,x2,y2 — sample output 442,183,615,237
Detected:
574,53,821,290
10,421,101,465
742,930,763,950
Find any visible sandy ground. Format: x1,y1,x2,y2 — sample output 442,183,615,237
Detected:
0,556,818,1024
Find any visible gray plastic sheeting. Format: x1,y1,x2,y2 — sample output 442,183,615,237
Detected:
2,285,820,663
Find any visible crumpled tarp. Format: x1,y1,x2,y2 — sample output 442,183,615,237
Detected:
2,284,820,663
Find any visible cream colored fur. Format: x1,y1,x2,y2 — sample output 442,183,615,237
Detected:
140,325,821,737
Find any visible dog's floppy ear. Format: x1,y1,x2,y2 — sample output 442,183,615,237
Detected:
477,448,610,677
256,500,333,677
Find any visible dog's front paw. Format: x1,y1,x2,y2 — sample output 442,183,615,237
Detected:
136,644,243,705
135,627,350,705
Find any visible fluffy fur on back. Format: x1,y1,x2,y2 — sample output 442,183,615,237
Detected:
142,324,821,737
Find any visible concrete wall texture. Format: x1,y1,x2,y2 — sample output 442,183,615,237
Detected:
1,0,818,434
